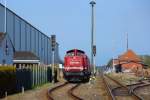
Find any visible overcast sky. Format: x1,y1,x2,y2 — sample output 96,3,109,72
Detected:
1,0,150,65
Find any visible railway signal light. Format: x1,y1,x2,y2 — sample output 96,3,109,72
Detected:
51,35,56,51
93,45,96,56
51,35,56,83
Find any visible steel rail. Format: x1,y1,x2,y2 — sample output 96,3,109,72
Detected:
68,84,83,100
102,74,115,100
132,83,150,100
48,82,82,100
47,82,69,100
104,74,141,100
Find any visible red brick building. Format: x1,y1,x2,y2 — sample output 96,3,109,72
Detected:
114,49,143,72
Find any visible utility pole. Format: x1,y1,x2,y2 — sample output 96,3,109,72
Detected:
126,32,128,51
90,0,96,75
1,0,7,33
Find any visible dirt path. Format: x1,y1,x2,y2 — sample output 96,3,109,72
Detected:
73,76,110,100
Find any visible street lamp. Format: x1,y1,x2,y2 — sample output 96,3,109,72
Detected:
90,1,96,75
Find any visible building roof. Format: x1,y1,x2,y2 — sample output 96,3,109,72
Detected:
113,49,144,69
13,51,40,60
118,49,142,62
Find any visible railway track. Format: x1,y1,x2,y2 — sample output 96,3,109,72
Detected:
103,74,142,100
47,82,82,100
132,79,150,100
68,83,83,100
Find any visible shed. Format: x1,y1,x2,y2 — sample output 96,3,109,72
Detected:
114,49,143,72
13,51,40,68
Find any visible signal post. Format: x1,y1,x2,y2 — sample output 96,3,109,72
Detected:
90,1,96,76
51,35,56,83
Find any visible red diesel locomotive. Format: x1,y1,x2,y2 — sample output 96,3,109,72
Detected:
64,49,91,81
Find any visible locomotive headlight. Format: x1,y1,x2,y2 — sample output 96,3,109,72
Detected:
80,67,84,71
65,67,69,71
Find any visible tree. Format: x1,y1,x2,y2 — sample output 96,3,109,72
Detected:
106,58,113,68
140,55,150,67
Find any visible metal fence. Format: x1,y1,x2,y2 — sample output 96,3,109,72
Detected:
0,65,52,98
16,65,52,91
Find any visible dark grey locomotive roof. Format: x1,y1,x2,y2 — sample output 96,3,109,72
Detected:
67,49,85,54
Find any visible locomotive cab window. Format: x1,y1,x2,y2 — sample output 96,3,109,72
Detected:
67,52,75,56
77,52,83,56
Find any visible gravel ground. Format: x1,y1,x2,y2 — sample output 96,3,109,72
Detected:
1,83,52,100
107,72,141,85
73,76,110,100
115,96,137,100
104,75,119,89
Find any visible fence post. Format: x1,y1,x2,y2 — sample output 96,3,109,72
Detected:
44,66,46,83
22,86,24,94
5,91,7,98
41,66,42,85
35,65,37,86
41,66,43,84
39,65,41,85
46,66,48,82
19,64,21,69
37,65,39,86
31,64,34,87
42,66,45,84
22,64,25,69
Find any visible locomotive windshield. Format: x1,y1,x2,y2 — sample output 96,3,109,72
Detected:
77,52,83,56
66,52,75,56
66,49,85,56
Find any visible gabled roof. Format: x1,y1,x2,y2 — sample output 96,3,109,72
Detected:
14,51,40,60
118,49,141,62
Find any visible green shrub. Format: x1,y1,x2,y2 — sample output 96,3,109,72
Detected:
0,66,16,98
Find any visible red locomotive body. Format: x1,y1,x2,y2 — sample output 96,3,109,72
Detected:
64,49,91,81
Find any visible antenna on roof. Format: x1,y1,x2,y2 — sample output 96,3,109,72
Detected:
126,32,128,51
